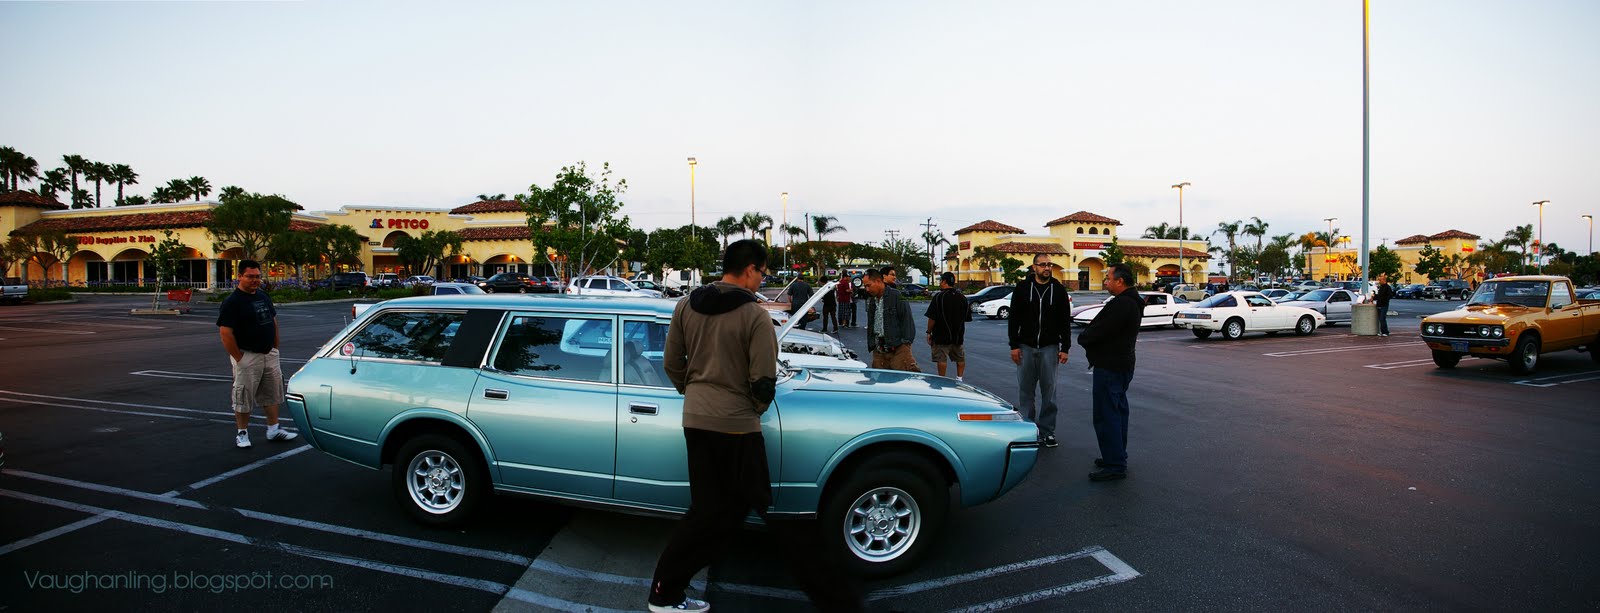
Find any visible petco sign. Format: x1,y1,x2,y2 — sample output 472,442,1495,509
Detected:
370,218,430,230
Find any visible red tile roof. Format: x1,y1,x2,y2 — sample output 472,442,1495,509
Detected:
954,220,1025,234
14,211,353,238
1429,229,1480,241
990,241,1069,255
450,200,523,214
458,226,532,241
1045,211,1122,226
1118,246,1210,259
0,191,68,210
1395,234,1431,245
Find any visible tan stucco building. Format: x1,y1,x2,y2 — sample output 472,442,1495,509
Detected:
1306,229,1483,284
944,211,1211,290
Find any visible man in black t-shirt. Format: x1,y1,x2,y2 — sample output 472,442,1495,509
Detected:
925,272,971,381
216,260,296,449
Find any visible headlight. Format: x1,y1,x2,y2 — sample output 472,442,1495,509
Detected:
1492,327,1503,338
1478,326,1491,337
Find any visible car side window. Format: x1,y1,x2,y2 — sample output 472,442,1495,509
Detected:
621,321,671,387
1330,292,1350,303
1216,296,1237,308
1245,295,1273,307
493,316,613,383
435,287,459,295
610,279,629,291
349,311,465,363
1550,283,1574,309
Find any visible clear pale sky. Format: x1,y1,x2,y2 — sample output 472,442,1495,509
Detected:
4,1,1597,256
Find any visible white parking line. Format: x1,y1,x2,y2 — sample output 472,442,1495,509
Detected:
949,547,1142,611
0,516,111,556
33,319,166,330
1264,342,1424,357
1512,371,1600,388
1364,358,1438,370
168,446,311,494
130,369,232,382
0,390,293,427
0,326,94,335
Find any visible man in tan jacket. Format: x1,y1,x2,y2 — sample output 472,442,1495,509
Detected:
647,239,860,612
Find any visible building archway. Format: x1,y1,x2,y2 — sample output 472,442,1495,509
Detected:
1078,257,1106,291
69,251,107,286
381,231,410,248
482,254,525,276
110,248,149,283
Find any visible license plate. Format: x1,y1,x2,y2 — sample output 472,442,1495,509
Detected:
1450,341,1468,352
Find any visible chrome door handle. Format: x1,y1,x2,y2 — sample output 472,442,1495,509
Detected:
629,403,659,416
484,388,509,400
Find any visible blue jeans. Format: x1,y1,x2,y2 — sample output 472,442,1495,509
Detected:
1376,304,1390,335
1092,367,1134,471
1016,345,1059,438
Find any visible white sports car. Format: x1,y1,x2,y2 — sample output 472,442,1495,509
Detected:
1072,291,1189,328
1174,291,1327,340
976,291,1071,320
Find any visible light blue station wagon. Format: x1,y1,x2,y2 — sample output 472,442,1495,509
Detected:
286,294,1039,575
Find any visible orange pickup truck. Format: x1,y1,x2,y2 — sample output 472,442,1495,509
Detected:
1421,275,1600,373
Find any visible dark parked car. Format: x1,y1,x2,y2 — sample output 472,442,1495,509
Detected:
631,279,683,298
965,285,1014,306
899,284,930,298
327,272,372,291
481,272,539,293
1395,283,1427,299
1431,279,1471,300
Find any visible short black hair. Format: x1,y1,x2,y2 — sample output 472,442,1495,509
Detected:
1033,253,1051,265
1108,263,1135,286
238,259,263,274
880,265,897,276
940,271,956,286
865,269,883,281
722,239,768,276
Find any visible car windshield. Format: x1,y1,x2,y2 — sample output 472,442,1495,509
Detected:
1299,289,1334,302
1466,281,1549,307
1192,293,1237,308
457,284,485,294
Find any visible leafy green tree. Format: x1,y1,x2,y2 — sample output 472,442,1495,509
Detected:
396,230,464,277
1413,244,1450,281
1099,238,1127,266
110,164,138,205
1000,256,1027,284
146,230,188,306
641,225,716,279
518,162,633,282
269,231,323,280
1368,245,1402,279
204,192,298,260
30,229,79,285
314,224,365,275
2,234,35,278
1258,243,1290,280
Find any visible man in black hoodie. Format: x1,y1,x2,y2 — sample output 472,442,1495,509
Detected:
1007,253,1072,448
1077,263,1144,482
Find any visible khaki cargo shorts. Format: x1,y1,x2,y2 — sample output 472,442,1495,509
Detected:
230,348,283,413
931,343,966,364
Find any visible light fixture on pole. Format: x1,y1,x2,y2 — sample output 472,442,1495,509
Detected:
1323,217,1338,281
1172,182,1190,284
1532,200,1548,273
1583,214,1594,255
687,157,698,230
781,191,789,271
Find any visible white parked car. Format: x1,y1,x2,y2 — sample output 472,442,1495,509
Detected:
1259,288,1292,301
1278,288,1362,325
974,288,1070,320
567,275,663,298
352,282,485,318
1072,291,1188,328
1174,291,1326,340
402,275,435,287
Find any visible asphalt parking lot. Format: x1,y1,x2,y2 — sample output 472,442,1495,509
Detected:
2,293,1597,611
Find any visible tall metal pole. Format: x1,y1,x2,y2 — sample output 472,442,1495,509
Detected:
781,191,789,271
1532,201,1548,273
1359,0,1372,294
1323,217,1338,281
687,157,697,230
1583,214,1594,255
1173,182,1190,284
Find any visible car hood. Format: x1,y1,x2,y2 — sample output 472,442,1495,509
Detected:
776,280,836,341
791,368,1012,406
1422,304,1535,324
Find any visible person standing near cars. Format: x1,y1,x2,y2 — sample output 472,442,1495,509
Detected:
647,240,861,612
1371,273,1394,337
821,277,839,333
1008,254,1071,448
786,275,814,330
926,272,970,381
837,272,856,328
864,269,919,372
1077,263,1143,481
217,260,297,449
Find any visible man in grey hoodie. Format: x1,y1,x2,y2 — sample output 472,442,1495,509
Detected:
648,240,861,612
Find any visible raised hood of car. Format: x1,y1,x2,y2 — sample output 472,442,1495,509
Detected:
776,280,836,342
792,368,1011,407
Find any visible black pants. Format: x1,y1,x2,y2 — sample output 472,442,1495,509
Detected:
649,428,863,610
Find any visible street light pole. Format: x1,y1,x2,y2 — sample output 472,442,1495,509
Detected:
1360,0,1372,294
1583,214,1594,255
1323,217,1338,281
1172,182,1190,284
687,157,697,230
1532,200,1548,273
781,191,789,271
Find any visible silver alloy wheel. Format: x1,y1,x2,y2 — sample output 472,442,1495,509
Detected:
842,486,921,563
1298,317,1313,334
1518,341,1538,371
1225,320,1244,339
407,450,466,515
997,306,1009,320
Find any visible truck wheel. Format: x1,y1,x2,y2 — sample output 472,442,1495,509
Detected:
1221,318,1245,340
392,434,488,527
1295,316,1315,336
1192,328,1213,339
820,452,948,578
1431,350,1461,369
1507,335,1540,375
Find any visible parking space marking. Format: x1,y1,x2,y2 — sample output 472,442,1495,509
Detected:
948,547,1141,612
0,489,622,612
130,369,232,382
0,326,95,335
1364,358,1439,370
33,318,166,330
1511,371,1600,388
0,516,111,556
0,390,295,428
167,446,312,494
1264,342,1424,357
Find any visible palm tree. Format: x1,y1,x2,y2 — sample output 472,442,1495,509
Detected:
714,216,742,249
1503,224,1533,272
1142,222,1175,239
739,212,773,241
150,186,177,203
1214,220,1242,281
779,223,807,246
971,245,1003,283
35,168,69,200
0,147,39,191
0,146,17,190
164,179,190,201
922,229,951,274
86,161,112,207
62,155,89,200
121,195,149,206
1243,216,1269,253
476,193,507,201
110,164,138,205
811,215,846,243
186,176,212,201
217,185,247,203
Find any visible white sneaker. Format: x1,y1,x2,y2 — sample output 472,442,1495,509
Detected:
235,430,252,449
266,428,298,442
648,597,710,612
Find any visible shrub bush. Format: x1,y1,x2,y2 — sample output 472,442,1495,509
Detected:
28,287,73,302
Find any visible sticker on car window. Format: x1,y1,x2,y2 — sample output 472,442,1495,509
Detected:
342,342,355,356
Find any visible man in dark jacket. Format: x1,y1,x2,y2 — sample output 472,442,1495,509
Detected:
1372,273,1394,336
1007,253,1072,448
925,272,971,380
864,268,919,371
786,276,814,330
1077,263,1143,481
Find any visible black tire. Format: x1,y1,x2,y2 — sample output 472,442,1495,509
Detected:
518,286,527,294
1431,350,1461,369
1592,334,1600,364
1295,316,1315,336
997,306,1009,320
484,286,495,293
392,434,488,527
1221,318,1245,340
1192,328,1213,339
1508,334,1540,375
820,452,949,578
